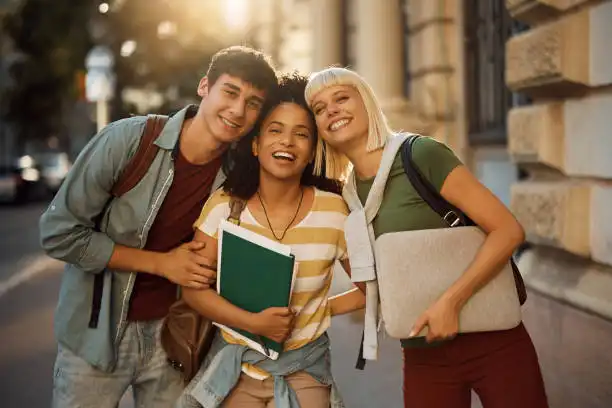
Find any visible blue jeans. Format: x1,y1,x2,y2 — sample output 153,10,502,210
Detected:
52,319,183,408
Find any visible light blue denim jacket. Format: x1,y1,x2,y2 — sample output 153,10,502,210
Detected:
39,106,225,372
178,333,345,408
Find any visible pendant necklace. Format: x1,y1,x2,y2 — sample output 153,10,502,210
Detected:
256,188,304,241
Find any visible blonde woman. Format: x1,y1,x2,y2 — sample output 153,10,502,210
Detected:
305,67,548,408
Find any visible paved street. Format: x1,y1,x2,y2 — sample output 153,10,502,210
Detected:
0,202,56,283
1,202,611,407
0,202,62,407
0,201,403,407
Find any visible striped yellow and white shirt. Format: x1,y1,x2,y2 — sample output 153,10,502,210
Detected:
194,187,349,379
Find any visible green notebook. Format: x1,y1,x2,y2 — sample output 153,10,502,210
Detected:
215,219,297,359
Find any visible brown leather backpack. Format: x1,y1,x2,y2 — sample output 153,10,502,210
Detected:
160,299,217,384
160,197,247,384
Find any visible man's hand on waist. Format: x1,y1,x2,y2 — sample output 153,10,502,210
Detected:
154,241,217,289
109,241,216,289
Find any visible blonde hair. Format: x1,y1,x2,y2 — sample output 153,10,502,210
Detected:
311,136,350,180
305,67,395,153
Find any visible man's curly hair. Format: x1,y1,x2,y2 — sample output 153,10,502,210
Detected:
223,71,343,199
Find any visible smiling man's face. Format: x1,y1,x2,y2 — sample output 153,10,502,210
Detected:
197,73,267,144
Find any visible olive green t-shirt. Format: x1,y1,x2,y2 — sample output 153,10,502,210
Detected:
355,136,462,348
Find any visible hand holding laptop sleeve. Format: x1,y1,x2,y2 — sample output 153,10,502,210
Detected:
375,226,522,338
374,136,523,339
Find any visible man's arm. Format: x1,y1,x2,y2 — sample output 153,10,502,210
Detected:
109,242,215,288
39,118,215,288
40,118,143,274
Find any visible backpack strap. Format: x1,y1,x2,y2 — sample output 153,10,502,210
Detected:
228,197,247,225
399,135,527,305
88,114,169,329
111,114,169,197
400,135,472,228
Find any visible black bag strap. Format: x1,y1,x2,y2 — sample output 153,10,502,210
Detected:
400,135,472,228
400,135,527,305
355,332,366,370
89,115,169,329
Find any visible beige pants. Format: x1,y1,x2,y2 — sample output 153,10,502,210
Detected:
221,371,331,408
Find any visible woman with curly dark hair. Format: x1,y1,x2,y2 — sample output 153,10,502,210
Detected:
177,72,364,408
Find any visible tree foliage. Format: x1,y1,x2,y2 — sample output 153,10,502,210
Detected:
1,0,92,142
103,0,230,116
1,0,251,146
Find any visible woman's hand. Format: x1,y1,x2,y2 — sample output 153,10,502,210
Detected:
409,296,461,343
250,307,295,343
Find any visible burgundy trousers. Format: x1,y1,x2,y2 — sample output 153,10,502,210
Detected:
402,323,549,408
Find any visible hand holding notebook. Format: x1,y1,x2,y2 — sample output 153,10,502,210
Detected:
248,307,295,354
215,219,298,360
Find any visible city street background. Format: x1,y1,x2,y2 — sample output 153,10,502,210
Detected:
1,201,612,407
3,0,612,407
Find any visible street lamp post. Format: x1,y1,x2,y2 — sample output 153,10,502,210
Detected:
85,45,115,132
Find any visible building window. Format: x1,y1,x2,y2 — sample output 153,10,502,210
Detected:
464,0,530,145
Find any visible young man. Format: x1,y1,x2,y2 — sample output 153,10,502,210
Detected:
40,46,277,408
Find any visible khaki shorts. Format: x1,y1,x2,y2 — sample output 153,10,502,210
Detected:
222,371,331,408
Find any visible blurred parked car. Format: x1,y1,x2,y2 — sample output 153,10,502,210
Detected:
32,152,72,194
0,155,48,204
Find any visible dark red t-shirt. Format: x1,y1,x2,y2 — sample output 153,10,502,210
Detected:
126,148,222,321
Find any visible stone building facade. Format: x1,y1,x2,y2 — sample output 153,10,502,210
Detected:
506,0,612,318
504,2,612,406
246,1,612,406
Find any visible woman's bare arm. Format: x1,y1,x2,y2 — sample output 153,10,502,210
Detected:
329,288,366,316
410,165,525,340
340,258,366,294
328,259,366,316
437,165,525,308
